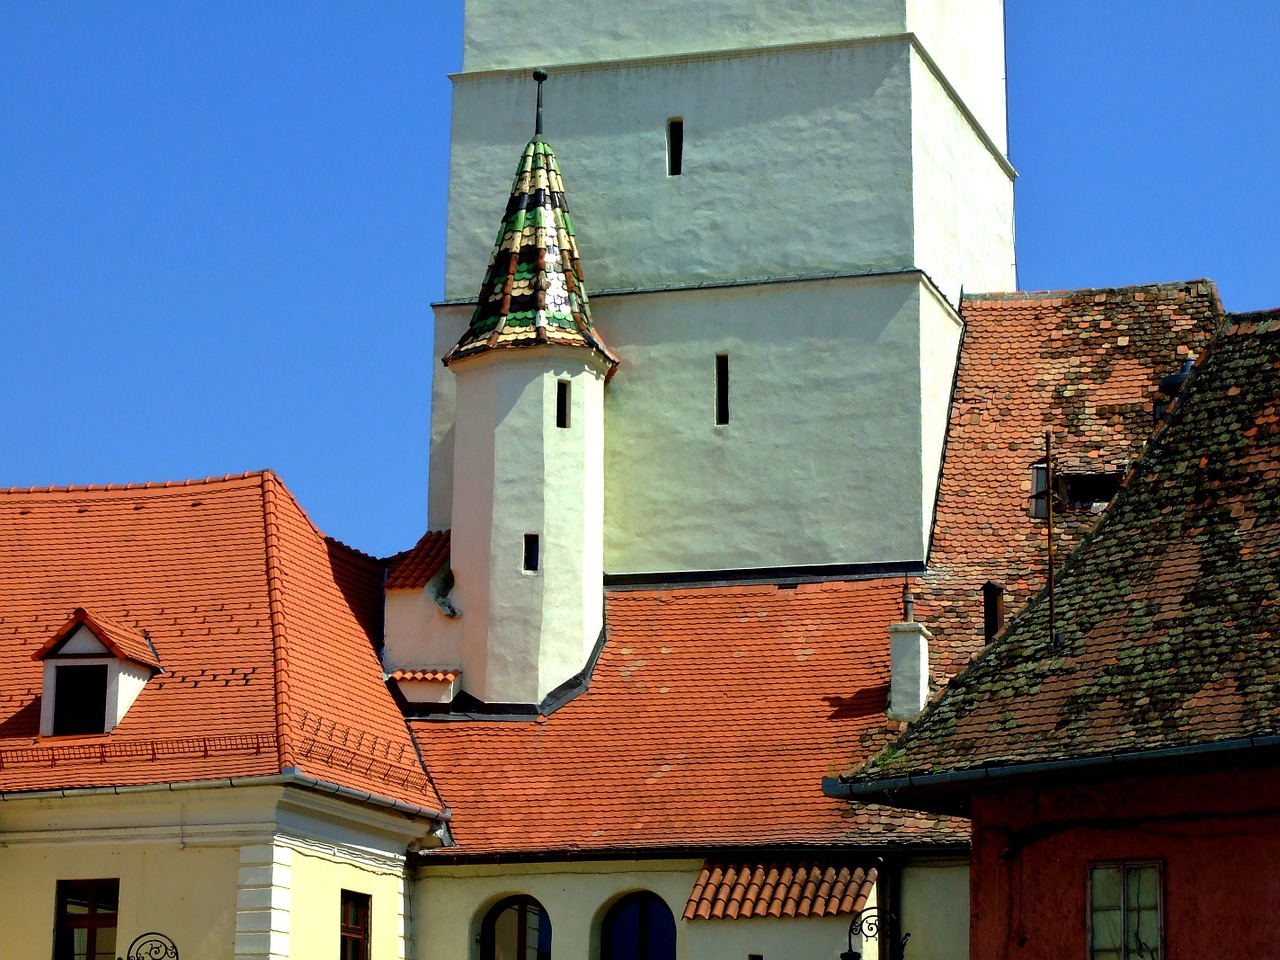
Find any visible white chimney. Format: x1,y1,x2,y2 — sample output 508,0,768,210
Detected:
887,588,931,720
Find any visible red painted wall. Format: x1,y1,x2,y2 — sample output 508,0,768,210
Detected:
968,765,1280,959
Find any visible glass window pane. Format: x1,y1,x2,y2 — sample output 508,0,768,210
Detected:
94,928,116,960
1127,866,1159,909
1129,907,1160,958
1091,908,1123,950
1091,866,1122,908
94,884,118,916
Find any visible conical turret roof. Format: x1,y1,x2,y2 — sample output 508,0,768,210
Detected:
443,137,618,371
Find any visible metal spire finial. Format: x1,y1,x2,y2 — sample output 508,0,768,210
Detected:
532,69,548,136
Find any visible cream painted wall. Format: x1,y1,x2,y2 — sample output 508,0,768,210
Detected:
0,837,240,959
289,845,409,960
909,48,1015,301
899,860,970,960
414,859,878,960
461,0,907,72
444,40,916,298
433,275,959,576
450,348,608,702
384,581,464,675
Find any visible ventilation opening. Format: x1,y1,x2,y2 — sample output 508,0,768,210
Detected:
556,379,571,428
715,354,729,425
982,581,1005,643
667,118,684,176
523,534,540,572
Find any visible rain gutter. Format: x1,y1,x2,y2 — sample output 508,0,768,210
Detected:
823,735,1280,808
0,769,451,823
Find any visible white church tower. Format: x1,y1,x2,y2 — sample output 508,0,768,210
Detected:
393,0,1017,705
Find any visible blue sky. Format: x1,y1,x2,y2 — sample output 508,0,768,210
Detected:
2,2,1277,556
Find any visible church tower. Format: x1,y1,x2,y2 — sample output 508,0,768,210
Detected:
431,0,1015,585
443,83,618,704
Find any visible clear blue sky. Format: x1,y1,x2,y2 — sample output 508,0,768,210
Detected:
3,2,1277,556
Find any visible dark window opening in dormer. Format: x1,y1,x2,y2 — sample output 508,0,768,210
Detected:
982,581,1005,643
523,534,540,572
53,664,108,735
556,380,571,429
1060,472,1122,512
667,118,684,176
715,354,729,425
1029,461,1048,519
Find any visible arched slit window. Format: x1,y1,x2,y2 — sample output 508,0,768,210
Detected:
601,891,676,960
480,895,552,960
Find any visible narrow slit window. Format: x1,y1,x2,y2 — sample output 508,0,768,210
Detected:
982,581,1005,643
715,354,729,425
556,380,571,428
667,118,684,176
523,534,540,572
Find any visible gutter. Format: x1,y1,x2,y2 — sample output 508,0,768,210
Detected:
0,769,451,824
822,734,1280,806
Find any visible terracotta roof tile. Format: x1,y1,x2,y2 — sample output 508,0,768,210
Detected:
414,579,964,855
852,309,1280,784
385,531,450,590
0,471,443,812
387,669,460,682
684,860,877,920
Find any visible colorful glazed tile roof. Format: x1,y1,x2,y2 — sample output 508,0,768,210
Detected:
684,860,877,921
385,530,450,590
442,137,619,370
846,310,1280,791
413,580,964,856
917,281,1222,680
35,607,162,671
0,472,442,812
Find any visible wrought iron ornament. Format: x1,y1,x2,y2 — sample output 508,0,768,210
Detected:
122,932,178,960
841,907,910,960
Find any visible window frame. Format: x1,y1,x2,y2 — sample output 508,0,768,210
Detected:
54,877,119,960
1086,860,1163,960
600,890,677,960
51,662,110,736
340,889,372,960
480,895,552,960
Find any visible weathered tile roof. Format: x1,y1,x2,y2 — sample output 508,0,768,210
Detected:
35,607,162,671
684,860,877,921
846,310,1280,789
385,530,450,590
919,281,1222,679
442,136,618,370
0,472,443,812
413,580,963,856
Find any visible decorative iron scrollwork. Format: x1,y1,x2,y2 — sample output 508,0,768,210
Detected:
841,907,910,960
122,932,178,960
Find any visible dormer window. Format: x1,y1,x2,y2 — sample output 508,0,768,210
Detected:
34,608,161,737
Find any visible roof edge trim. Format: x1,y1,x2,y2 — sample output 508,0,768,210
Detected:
260,472,295,772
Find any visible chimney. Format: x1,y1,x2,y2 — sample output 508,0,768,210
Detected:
887,585,931,720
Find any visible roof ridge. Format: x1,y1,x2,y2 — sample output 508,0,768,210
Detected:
1,470,271,496
962,278,1217,302
259,471,295,772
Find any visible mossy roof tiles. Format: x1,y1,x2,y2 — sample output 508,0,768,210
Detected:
849,308,1280,785
443,137,618,370
0,472,443,812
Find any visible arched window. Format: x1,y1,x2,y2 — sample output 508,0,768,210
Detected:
480,895,552,960
601,891,676,960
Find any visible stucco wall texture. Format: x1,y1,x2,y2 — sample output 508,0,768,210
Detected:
969,767,1280,959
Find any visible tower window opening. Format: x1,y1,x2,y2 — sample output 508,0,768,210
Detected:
556,379,571,428
982,581,1005,643
667,118,684,176
523,534,540,572
715,354,729,425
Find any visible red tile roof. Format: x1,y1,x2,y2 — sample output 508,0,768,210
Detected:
685,860,877,921
34,607,162,670
413,580,963,856
920,281,1222,677
847,312,1280,794
385,531,450,590
0,471,443,813
388,669,460,682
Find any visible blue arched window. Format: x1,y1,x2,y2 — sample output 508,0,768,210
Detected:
480,895,552,960
601,891,676,960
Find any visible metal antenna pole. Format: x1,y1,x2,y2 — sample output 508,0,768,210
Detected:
533,69,548,136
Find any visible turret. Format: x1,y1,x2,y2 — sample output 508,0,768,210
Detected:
445,74,619,704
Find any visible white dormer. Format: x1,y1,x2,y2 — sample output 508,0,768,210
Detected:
35,608,162,736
